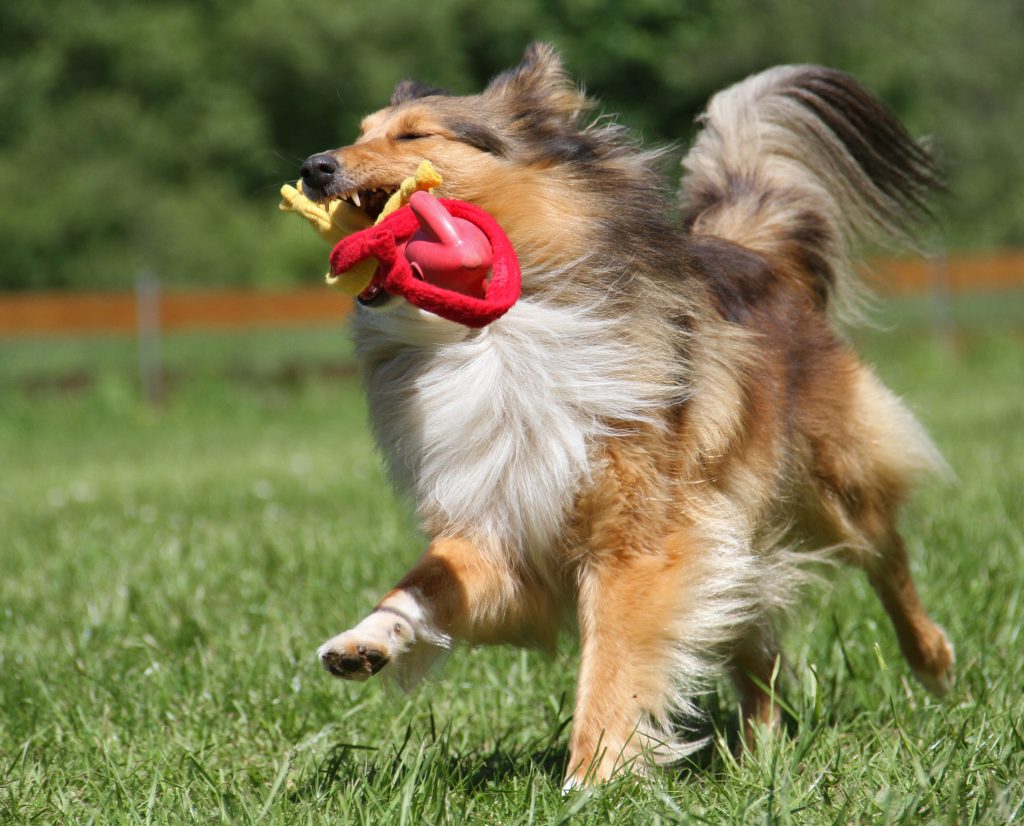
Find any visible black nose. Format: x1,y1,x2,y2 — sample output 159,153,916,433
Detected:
299,152,340,195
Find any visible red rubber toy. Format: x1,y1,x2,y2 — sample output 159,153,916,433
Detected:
328,193,521,328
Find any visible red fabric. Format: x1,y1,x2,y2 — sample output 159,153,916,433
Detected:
329,199,521,328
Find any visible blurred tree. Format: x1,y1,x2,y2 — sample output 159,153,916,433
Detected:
0,0,1020,290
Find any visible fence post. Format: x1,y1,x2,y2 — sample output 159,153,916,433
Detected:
135,270,164,405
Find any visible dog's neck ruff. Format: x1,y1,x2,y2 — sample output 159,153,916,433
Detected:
356,301,472,347
353,294,673,571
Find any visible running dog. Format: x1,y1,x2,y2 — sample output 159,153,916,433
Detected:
302,43,953,788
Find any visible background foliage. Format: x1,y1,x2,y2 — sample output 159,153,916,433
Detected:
1,0,1022,291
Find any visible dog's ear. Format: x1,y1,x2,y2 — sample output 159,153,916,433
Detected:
485,42,589,121
391,79,449,106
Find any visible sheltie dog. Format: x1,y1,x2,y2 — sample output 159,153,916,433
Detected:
303,42,954,788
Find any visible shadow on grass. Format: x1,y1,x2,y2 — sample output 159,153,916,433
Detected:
288,716,572,804
664,683,814,783
289,681,830,801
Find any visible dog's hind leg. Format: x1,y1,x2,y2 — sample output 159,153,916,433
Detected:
813,365,955,696
813,477,954,696
861,530,954,696
317,536,556,687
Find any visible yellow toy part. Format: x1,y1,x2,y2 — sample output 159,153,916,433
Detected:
377,159,443,222
278,181,371,244
279,160,443,296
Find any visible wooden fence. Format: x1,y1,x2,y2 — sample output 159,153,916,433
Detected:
0,286,352,336
1,252,1022,336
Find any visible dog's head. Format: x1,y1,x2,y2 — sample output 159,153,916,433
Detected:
301,44,642,304
301,43,673,315
300,42,592,206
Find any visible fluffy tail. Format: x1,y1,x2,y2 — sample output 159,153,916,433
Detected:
679,65,941,322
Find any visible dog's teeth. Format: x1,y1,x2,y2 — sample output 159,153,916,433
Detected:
351,191,362,208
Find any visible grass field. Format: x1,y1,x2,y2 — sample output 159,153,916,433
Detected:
1,295,1023,824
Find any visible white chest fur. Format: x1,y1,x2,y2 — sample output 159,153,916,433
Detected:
354,300,674,571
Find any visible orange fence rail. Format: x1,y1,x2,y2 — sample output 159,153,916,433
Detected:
867,251,1024,294
0,252,1021,336
0,287,353,336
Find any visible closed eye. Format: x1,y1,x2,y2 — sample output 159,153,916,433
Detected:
446,122,506,156
395,132,432,142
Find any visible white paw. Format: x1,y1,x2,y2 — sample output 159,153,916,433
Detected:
317,610,416,680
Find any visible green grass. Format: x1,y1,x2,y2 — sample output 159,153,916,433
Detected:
1,296,1023,824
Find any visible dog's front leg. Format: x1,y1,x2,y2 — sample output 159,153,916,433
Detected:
565,546,695,789
318,536,549,687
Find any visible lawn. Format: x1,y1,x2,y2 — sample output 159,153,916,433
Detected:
1,296,1022,824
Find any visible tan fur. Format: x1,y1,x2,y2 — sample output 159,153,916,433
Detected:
392,536,560,651
312,44,953,788
335,114,597,268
